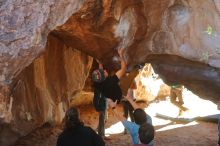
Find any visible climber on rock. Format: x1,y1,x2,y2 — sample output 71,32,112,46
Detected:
92,48,126,101
91,48,127,139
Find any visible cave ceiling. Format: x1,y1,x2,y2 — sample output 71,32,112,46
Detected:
53,0,220,101
1,0,220,101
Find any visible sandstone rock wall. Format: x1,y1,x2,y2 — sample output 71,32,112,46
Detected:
134,64,171,102
0,35,92,146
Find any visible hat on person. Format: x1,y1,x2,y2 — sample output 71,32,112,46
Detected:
92,69,105,83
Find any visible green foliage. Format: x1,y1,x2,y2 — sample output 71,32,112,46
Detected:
205,25,214,35
200,48,220,62
200,25,220,61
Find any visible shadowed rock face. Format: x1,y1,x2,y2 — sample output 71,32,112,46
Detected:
1,0,220,145
149,55,220,102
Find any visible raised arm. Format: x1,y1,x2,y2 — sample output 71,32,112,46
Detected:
115,48,126,80
107,99,126,122
95,59,103,70
124,92,139,110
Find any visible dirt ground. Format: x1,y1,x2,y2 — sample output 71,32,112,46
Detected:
15,99,219,146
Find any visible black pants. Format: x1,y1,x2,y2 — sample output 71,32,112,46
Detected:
98,110,106,136
121,100,134,122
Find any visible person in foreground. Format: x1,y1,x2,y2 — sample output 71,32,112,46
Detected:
56,107,105,146
92,48,127,102
134,123,155,146
92,48,126,139
108,95,154,146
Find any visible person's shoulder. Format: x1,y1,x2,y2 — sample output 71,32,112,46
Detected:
146,114,152,124
122,120,136,127
108,74,119,82
103,74,117,82
77,126,96,136
57,129,69,140
122,120,133,124
112,74,119,79
82,125,91,130
83,126,96,133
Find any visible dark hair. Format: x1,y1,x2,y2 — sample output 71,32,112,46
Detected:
65,107,83,130
133,108,147,125
138,123,155,144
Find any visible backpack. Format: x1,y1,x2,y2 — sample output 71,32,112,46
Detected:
93,89,106,112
